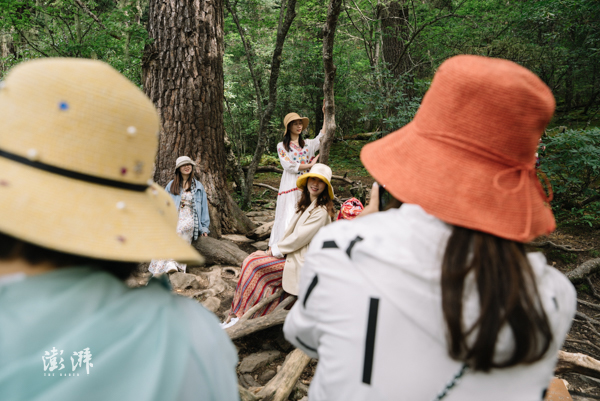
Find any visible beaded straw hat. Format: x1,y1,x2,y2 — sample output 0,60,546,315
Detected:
283,112,309,135
361,55,556,242
296,163,335,200
0,58,203,264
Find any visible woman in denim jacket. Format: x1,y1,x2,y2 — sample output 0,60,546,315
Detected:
149,156,210,274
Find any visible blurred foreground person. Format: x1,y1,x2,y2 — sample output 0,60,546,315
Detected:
284,55,576,401
0,59,239,401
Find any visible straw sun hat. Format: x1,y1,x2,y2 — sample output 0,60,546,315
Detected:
296,163,335,200
361,55,556,243
283,112,309,135
0,58,203,264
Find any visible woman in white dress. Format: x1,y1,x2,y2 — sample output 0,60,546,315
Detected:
269,112,324,248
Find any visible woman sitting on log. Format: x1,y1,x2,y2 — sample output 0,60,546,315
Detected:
223,163,335,328
284,55,577,401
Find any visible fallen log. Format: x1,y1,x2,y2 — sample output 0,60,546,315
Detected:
555,350,600,380
565,258,600,284
237,289,284,324
257,349,311,401
226,296,296,340
254,182,279,192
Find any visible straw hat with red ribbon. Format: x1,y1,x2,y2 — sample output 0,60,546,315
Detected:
361,55,555,242
0,58,203,264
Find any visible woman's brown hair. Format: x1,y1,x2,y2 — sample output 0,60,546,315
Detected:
296,179,335,218
170,166,195,195
441,226,553,372
282,122,305,152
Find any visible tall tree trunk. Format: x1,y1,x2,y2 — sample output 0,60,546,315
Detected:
381,0,410,78
225,0,298,209
320,0,344,165
143,0,254,237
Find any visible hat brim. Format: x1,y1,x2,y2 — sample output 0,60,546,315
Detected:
284,117,309,135
175,161,196,171
360,122,555,242
296,173,334,200
0,158,203,264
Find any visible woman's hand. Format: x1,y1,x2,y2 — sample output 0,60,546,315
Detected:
310,154,320,167
202,232,208,237
356,182,380,219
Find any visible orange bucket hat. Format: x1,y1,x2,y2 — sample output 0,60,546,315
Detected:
361,55,556,242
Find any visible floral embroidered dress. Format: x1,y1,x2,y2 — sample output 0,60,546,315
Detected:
148,188,195,274
269,131,323,247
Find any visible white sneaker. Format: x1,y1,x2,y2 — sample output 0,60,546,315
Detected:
220,317,239,329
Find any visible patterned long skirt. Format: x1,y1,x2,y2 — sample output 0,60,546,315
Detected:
231,254,289,319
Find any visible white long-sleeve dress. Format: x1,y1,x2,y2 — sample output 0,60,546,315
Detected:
269,131,323,247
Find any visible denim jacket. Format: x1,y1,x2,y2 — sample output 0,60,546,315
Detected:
164,179,210,237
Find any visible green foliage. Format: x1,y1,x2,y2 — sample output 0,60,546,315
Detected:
540,127,600,226
0,0,149,85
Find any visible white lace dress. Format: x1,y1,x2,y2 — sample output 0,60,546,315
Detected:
269,131,323,247
148,189,195,274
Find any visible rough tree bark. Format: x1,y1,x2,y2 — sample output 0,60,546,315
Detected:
320,0,344,165
380,0,410,79
143,0,254,236
225,0,298,208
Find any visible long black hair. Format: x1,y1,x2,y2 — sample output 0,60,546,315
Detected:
282,121,305,152
441,226,553,372
169,165,197,195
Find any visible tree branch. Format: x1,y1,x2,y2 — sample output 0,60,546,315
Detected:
566,258,600,283
73,0,122,40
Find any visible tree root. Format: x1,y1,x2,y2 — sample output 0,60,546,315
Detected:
226,296,296,340
529,240,593,252
565,338,600,356
566,258,600,283
253,183,279,192
556,350,600,380
257,349,311,401
578,298,600,312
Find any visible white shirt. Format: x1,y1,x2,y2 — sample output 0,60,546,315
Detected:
283,204,576,401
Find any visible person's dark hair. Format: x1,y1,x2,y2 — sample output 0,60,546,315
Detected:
282,121,305,152
0,232,137,280
441,226,553,372
296,178,335,218
170,165,196,196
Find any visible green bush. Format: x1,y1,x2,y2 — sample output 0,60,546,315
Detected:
540,127,600,227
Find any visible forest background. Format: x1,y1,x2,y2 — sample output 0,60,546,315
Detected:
1,0,599,229
2,1,600,398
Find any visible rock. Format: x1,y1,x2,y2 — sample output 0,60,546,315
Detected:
201,297,221,313
246,211,273,217
246,221,274,241
195,236,249,266
259,369,276,383
169,272,199,290
252,241,269,251
239,350,281,373
240,373,261,389
291,382,309,400
251,215,274,223
222,234,254,243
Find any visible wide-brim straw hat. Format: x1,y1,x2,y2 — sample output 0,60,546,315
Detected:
361,55,555,243
0,58,203,264
296,163,335,200
283,112,309,135
175,156,196,171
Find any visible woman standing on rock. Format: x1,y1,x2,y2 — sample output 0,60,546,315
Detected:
269,112,324,249
148,156,210,275
223,164,335,328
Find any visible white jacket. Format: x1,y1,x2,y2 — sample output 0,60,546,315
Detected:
283,204,576,401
